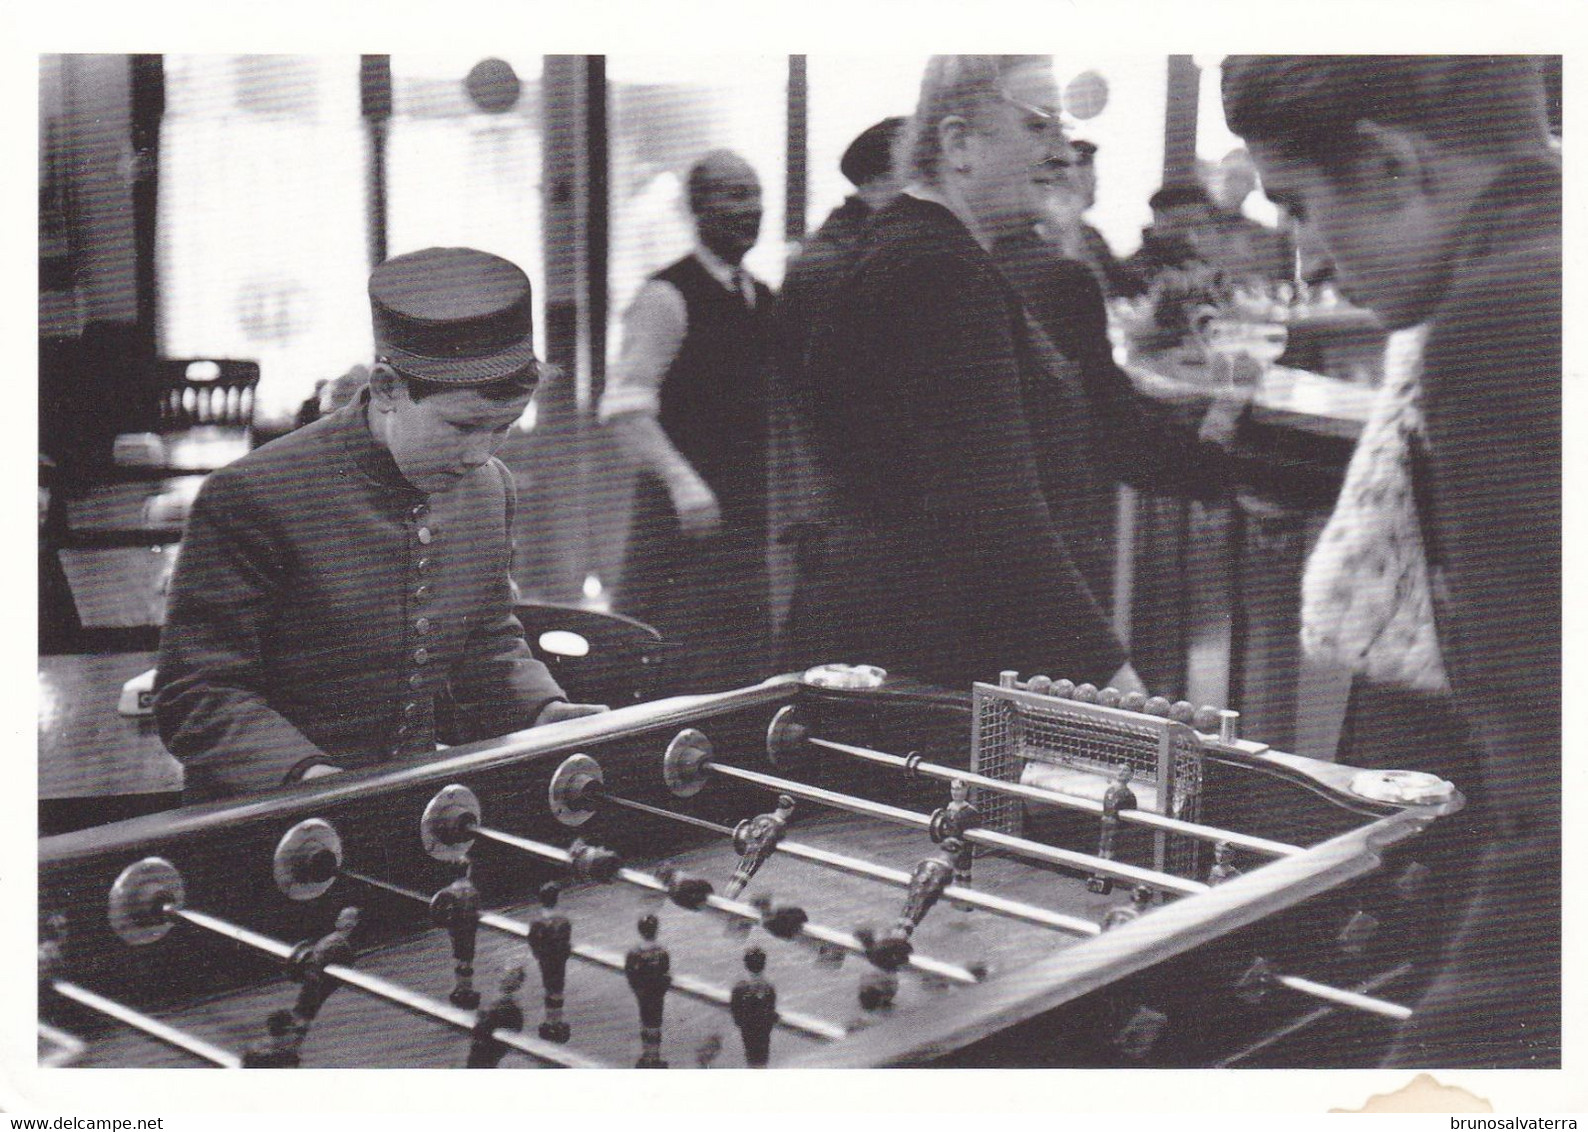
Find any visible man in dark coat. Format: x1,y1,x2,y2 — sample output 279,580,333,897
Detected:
773,118,905,664
778,116,907,417
787,56,1137,692
601,151,776,694
156,247,603,800
991,222,1242,608
1225,55,1561,1069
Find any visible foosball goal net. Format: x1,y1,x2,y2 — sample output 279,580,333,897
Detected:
969,679,1206,878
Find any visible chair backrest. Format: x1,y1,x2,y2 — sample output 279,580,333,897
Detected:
153,359,261,432
513,602,668,707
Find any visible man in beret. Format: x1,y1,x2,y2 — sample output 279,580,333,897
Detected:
156,247,603,800
778,115,908,404
773,118,905,667
601,150,776,694
1224,55,1559,1069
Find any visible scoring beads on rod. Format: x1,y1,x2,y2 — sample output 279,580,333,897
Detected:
660,727,1209,899
104,856,608,1068
409,790,857,1035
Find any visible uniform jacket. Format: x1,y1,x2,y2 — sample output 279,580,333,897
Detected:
155,389,565,800
788,195,1125,688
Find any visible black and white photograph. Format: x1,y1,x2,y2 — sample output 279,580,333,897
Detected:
14,1,1577,1119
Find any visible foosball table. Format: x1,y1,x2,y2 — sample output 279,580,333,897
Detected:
38,667,1466,1069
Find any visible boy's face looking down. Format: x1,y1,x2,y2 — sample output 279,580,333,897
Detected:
1247,128,1447,329
369,366,534,495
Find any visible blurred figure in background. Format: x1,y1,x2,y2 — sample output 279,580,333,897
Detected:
773,116,906,659
294,364,371,431
1225,54,1560,1069
1036,138,1133,299
779,116,907,415
785,55,1143,694
602,150,776,694
1118,181,1216,294
990,168,1249,608
1202,147,1294,290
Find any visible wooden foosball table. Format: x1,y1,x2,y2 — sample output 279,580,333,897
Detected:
38,668,1466,1070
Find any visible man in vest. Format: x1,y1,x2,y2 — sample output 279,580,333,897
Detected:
602,150,775,694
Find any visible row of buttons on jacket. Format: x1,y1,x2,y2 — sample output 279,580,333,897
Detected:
397,501,435,757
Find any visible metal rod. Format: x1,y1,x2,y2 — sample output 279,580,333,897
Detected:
472,820,982,984
761,835,1099,938
1214,963,1414,1067
51,979,241,1068
1273,972,1413,1020
806,734,1303,859
707,761,1208,897
342,859,850,1041
599,790,734,835
37,1021,87,1067
168,905,602,1067
477,911,846,1041
170,906,295,961
587,778,1092,939
967,825,1207,897
317,962,608,1065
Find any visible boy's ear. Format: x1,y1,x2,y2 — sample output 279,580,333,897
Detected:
1354,119,1434,200
367,362,403,412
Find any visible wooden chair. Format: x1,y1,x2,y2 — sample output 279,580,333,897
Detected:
513,602,668,707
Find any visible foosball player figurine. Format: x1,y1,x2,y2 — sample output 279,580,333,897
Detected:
729,946,779,1068
526,881,573,1043
290,906,360,1027
1208,841,1241,886
852,931,903,1013
726,794,796,899
655,864,715,910
930,780,981,906
430,859,483,1008
241,1009,304,1068
567,837,623,884
1101,885,1156,931
38,912,68,1004
465,965,526,1068
624,914,672,1068
900,837,961,932
865,837,962,971
1088,766,1137,895
754,896,810,942
695,1033,724,1069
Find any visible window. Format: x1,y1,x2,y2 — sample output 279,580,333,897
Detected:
1050,55,1170,257
606,54,789,357
804,54,928,234
386,54,547,361
157,55,370,427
